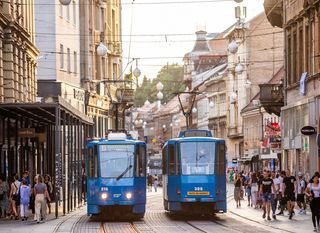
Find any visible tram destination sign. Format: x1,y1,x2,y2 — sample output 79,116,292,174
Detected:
301,126,317,135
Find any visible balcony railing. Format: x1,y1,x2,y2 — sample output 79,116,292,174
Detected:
259,83,284,116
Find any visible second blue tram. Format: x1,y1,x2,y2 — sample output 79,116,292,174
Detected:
86,133,147,219
162,130,226,214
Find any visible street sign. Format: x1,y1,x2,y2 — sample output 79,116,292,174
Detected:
301,126,317,135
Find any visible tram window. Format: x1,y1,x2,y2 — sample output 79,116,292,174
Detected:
169,144,175,175
136,144,146,177
88,147,94,177
94,144,98,177
162,146,167,175
175,144,180,175
217,143,226,175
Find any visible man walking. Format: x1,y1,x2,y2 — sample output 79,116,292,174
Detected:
296,172,306,215
260,171,275,221
282,169,296,219
271,171,280,220
277,170,286,215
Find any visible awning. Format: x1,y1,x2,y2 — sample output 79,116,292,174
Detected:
260,153,278,160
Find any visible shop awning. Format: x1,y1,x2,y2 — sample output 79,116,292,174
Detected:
260,153,278,160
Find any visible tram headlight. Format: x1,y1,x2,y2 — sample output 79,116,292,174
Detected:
101,193,108,200
126,192,132,199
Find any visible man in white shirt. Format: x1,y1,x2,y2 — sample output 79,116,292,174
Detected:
296,172,306,214
271,171,280,219
276,170,286,215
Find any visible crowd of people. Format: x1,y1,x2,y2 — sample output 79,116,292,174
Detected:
0,171,54,223
230,169,320,232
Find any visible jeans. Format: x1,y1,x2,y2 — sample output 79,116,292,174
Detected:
35,194,46,222
20,204,29,217
271,194,278,215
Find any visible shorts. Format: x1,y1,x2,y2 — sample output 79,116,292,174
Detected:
297,194,305,203
284,193,296,202
263,192,272,202
246,188,251,197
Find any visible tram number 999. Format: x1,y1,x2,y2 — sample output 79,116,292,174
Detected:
194,187,203,191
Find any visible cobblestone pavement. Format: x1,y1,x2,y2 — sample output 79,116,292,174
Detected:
0,186,314,233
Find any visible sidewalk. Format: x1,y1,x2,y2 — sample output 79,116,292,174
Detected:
0,203,86,233
226,183,314,233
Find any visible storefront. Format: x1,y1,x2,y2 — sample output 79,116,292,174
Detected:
0,97,93,218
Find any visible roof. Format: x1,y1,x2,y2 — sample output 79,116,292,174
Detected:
192,63,227,90
0,96,93,125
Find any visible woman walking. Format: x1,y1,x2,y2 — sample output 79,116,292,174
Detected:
0,174,9,218
20,180,31,221
250,173,259,208
34,175,50,223
44,175,53,214
305,175,320,232
9,174,21,220
234,173,242,207
245,172,252,207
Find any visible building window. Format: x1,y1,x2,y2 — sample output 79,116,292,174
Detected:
299,27,303,77
305,24,309,74
73,51,77,74
113,63,117,80
293,32,297,83
59,3,63,17
67,48,71,73
60,44,64,69
73,0,76,25
66,4,70,22
287,35,292,85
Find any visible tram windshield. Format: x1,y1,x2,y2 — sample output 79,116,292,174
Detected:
100,144,135,178
180,141,215,175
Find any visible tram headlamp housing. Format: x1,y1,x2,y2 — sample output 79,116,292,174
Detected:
101,193,108,200
126,192,132,199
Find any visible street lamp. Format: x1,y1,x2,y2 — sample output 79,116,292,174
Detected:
97,42,110,57
209,101,215,109
228,40,238,54
156,82,164,109
235,63,244,74
59,0,71,5
133,59,141,87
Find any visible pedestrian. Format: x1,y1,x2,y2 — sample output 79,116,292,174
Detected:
0,174,9,218
31,175,39,220
20,180,31,221
153,174,158,192
305,175,320,232
234,173,242,207
271,171,280,220
260,171,275,220
19,171,31,186
34,175,50,223
282,169,296,220
250,172,258,208
276,170,286,215
147,174,153,192
297,172,307,215
245,172,252,207
9,174,21,220
44,175,53,214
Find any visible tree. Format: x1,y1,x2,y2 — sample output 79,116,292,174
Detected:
134,64,185,107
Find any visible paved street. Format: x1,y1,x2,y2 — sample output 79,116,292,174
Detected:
0,185,315,233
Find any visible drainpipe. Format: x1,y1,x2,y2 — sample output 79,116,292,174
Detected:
259,106,264,171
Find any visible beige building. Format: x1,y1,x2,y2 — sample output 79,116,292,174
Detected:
226,12,283,163
264,0,320,175
79,0,124,137
0,0,38,103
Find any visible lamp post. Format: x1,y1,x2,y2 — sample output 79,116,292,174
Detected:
59,0,71,5
133,59,141,88
156,82,164,109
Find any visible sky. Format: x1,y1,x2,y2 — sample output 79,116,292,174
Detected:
121,0,265,80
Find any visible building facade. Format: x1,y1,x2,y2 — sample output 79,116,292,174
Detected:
0,0,38,103
264,0,320,175
79,0,123,137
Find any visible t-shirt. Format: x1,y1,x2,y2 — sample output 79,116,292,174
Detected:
262,178,273,193
278,176,284,192
307,183,320,198
20,185,31,205
297,179,306,194
283,176,296,194
272,178,280,194
34,183,47,194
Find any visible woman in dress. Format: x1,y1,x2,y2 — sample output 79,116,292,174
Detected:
0,174,9,218
234,173,242,207
250,172,259,208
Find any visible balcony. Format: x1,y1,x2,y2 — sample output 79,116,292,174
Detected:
227,127,243,139
263,0,283,28
259,84,284,116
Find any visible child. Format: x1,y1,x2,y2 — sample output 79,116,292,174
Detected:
20,180,31,221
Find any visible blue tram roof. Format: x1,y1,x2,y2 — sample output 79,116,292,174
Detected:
86,136,145,147
166,130,225,144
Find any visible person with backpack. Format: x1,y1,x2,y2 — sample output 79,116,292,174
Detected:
297,172,307,215
19,180,31,221
9,174,21,220
0,174,9,218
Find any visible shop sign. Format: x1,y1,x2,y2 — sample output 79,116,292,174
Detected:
117,88,134,103
18,128,35,138
301,126,317,135
73,89,85,101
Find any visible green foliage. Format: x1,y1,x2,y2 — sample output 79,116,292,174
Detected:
134,64,185,107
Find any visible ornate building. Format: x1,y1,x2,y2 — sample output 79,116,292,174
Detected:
0,0,38,103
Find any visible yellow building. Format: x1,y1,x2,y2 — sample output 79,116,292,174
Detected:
0,0,38,103
80,0,123,137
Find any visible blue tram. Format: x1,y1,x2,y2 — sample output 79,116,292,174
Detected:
86,133,147,219
162,130,226,214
